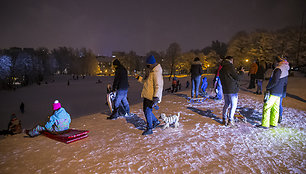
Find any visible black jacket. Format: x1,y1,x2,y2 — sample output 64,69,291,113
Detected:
219,60,243,94
266,61,289,97
113,64,129,90
255,62,265,80
190,61,203,78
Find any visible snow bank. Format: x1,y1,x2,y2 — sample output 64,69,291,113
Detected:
0,74,305,173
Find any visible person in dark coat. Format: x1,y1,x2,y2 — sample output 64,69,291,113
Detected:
20,102,24,114
190,57,203,98
258,57,289,128
107,59,130,120
213,63,223,100
219,56,244,127
255,59,266,95
248,61,258,89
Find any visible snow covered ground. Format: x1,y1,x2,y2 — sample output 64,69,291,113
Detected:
0,73,305,173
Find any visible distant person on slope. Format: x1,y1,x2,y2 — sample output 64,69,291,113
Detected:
201,77,208,96
25,100,71,137
135,55,163,135
255,59,266,95
248,60,258,89
190,57,203,98
213,62,223,100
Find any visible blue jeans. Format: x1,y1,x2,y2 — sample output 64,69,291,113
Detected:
191,76,201,98
222,94,238,122
256,79,263,93
143,98,159,129
114,89,130,114
216,77,223,100
279,97,283,118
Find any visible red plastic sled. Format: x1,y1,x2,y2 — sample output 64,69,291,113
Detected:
42,129,89,144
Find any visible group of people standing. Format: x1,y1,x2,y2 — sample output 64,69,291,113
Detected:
190,55,289,129
24,54,290,138
107,55,163,135
190,56,244,127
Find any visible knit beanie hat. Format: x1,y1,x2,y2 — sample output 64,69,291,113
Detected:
275,56,285,62
194,57,200,61
113,59,120,66
53,100,61,111
224,56,233,60
146,55,156,64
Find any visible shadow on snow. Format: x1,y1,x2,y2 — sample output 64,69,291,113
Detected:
236,107,262,125
187,107,222,124
124,114,147,131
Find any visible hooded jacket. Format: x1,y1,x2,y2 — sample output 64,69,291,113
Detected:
45,107,71,131
190,61,203,78
113,64,129,90
138,64,163,102
219,59,243,94
266,60,289,97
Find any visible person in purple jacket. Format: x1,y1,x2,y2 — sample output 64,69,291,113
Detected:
26,100,71,137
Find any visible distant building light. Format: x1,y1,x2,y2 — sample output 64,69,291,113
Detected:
112,55,116,58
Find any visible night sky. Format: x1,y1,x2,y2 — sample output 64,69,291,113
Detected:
0,0,305,56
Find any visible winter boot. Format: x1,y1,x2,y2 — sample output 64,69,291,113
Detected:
255,125,269,129
142,129,153,135
222,119,228,126
153,121,160,129
228,121,237,128
107,108,119,120
278,115,282,123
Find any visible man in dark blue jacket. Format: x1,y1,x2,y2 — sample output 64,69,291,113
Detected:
107,59,130,120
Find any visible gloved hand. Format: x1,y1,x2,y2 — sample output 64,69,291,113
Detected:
264,91,270,103
153,97,159,105
152,97,159,110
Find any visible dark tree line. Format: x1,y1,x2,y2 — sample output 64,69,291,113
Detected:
1,25,304,89
0,47,99,89
227,26,306,68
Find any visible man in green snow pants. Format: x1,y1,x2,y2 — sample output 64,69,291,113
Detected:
259,57,289,128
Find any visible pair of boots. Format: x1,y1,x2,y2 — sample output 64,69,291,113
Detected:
107,108,130,120
142,120,160,135
107,108,119,120
222,118,236,127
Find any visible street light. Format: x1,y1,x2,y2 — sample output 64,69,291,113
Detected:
245,59,249,62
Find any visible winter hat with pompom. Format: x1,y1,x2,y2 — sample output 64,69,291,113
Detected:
146,55,156,64
53,100,61,111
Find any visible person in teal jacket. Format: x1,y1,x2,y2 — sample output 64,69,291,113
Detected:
26,100,71,137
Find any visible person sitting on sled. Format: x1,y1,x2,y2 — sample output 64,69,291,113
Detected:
26,100,71,137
